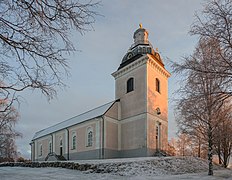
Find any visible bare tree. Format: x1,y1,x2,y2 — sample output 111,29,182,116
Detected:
191,0,232,58
174,37,230,175
0,0,99,110
213,102,232,168
173,0,232,97
0,102,21,162
167,138,177,156
176,133,191,156
173,0,232,173
167,143,176,156
174,133,207,158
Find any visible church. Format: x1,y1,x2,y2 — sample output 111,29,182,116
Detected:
30,25,171,161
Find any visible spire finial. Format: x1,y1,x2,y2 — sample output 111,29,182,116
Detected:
139,23,142,29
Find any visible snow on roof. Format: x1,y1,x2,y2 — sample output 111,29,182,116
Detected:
32,101,115,140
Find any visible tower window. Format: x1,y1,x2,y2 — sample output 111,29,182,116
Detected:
143,47,146,53
127,78,134,93
156,78,160,93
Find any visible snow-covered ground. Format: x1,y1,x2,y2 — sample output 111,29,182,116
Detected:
1,167,231,180
1,157,231,180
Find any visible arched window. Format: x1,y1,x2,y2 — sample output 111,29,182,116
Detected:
59,137,63,156
127,78,134,93
39,144,42,156
49,141,52,153
60,138,63,146
156,78,160,93
86,127,93,147
72,134,77,150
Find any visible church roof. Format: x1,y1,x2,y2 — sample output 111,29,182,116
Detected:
32,101,116,140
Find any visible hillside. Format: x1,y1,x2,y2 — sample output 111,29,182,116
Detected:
76,156,224,176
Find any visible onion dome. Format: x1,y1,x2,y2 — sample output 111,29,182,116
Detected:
118,24,163,70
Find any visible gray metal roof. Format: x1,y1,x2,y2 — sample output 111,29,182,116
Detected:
32,101,115,140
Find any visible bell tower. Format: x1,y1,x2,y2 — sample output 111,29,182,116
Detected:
112,25,170,157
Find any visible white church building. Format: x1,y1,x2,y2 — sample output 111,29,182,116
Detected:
30,25,171,161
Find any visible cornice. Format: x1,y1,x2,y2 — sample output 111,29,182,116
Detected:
112,54,171,79
112,55,148,79
147,54,171,78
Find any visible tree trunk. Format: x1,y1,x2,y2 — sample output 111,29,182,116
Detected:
217,143,222,165
208,125,213,176
198,139,201,158
225,153,231,168
222,145,229,168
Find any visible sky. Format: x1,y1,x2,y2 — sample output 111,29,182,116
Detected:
15,0,204,159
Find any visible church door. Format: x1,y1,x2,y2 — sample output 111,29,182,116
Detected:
60,147,63,156
59,138,63,156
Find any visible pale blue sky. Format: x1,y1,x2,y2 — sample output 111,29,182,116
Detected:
16,0,204,158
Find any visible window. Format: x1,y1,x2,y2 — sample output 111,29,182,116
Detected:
127,53,133,60
127,78,134,93
72,134,77,150
156,125,159,150
156,78,160,93
156,126,159,140
39,144,42,156
59,138,63,156
49,141,52,153
143,47,146,53
87,127,93,147
88,131,93,146
60,138,63,146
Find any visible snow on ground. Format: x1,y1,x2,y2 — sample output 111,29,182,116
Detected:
1,157,232,180
76,156,224,176
0,166,121,180
0,167,232,180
